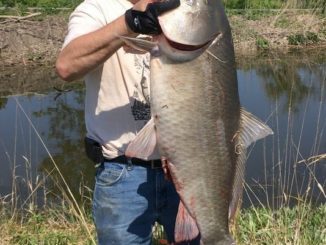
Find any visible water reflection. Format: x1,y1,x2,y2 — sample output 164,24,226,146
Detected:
262,65,309,111
0,89,94,208
0,51,325,210
35,90,95,205
237,51,325,208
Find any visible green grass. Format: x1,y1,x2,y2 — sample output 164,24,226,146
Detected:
256,36,270,50
233,204,326,244
288,32,320,45
1,202,325,244
274,16,292,28
0,0,81,8
223,0,325,9
0,206,95,245
223,0,283,9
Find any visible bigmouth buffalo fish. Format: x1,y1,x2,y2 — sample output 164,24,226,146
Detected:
120,0,273,244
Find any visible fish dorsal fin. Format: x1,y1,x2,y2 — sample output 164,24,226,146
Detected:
118,35,158,53
125,118,157,160
229,108,273,222
238,107,273,148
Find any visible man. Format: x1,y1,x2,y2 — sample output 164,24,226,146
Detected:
56,0,200,244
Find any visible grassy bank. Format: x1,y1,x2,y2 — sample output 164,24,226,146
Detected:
0,0,325,66
0,0,325,10
1,202,325,244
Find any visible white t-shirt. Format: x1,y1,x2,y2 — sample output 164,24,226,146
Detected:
63,0,158,159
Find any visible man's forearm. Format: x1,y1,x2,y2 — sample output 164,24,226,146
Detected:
56,0,180,82
56,15,135,82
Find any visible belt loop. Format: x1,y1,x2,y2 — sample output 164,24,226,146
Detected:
127,157,133,171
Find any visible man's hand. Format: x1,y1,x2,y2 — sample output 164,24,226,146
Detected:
125,0,180,35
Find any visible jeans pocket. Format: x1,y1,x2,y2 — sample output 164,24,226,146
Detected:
95,162,126,187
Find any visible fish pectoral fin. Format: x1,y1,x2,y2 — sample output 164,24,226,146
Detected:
238,107,273,148
175,201,200,243
125,117,157,160
117,35,158,53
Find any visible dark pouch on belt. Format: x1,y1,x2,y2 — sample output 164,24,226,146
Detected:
84,137,104,164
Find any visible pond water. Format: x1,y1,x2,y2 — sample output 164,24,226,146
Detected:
0,50,325,209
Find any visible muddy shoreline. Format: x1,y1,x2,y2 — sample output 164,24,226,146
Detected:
0,12,325,95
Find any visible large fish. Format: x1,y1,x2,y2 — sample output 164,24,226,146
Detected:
121,0,273,244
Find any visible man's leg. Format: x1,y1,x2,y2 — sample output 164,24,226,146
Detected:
93,162,156,245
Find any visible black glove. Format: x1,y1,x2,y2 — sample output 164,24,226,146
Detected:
125,0,180,35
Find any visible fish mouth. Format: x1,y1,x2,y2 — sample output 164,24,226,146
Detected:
162,34,219,52
165,36,212,51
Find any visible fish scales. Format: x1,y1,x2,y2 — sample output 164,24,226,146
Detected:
150,27,239,244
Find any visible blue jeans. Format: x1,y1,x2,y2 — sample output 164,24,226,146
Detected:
92,161,200,245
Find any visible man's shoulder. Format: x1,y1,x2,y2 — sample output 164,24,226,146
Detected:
69,0,130,26
75,0,130,12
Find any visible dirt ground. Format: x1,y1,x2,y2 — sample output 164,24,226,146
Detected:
0,11,325,95
0,15,66,66
0,14,73,95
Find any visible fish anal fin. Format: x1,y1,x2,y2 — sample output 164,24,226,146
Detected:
125,118,156,160
166,161,200,243
175,201,200,243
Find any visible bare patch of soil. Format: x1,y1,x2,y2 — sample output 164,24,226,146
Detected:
0,14,71,95
0,14,67,67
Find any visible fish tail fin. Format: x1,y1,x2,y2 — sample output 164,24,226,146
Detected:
175,201,200,243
